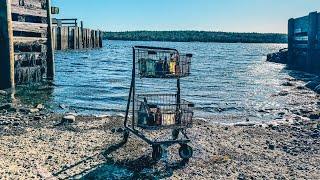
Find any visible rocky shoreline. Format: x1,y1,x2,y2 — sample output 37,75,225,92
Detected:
0,105,319,179
1,75,320,179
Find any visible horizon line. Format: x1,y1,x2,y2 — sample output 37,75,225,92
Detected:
103,30,288,35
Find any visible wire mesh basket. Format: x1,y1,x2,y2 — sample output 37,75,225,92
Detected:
135,47,192,78
135,94,194,130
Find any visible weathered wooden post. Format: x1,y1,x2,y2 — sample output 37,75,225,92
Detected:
81,21,84,48
307,12,318,72
99,31,103,48
0,0,15,89
287,18,295,68
46,0,55,80
57,26,62,50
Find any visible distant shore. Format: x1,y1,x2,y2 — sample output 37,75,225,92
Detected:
103,31,288,44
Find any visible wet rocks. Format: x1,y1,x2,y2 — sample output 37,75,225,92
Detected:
281,82,294,87
306,78,320,92
0,90,7,96
0,103,16,112
308,112,320,120
29,108,40,113
36,104,44,110
278,91,289,96
59,104,67,110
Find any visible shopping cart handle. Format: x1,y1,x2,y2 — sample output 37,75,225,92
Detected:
188,103,195,108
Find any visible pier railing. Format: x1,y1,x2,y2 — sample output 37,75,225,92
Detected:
288,11,320,72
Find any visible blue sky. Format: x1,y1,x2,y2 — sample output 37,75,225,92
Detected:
52,0,319,33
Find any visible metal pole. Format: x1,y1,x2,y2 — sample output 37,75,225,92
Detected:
132,47,136,130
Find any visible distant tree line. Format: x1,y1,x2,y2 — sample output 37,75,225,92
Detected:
103,31,288,44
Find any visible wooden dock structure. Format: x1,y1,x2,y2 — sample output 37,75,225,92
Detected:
288,11,320,73
52,18,103,50
0,0,103,90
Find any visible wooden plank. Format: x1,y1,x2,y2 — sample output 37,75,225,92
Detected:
14,36,47,43
11,0,46,9
0,0,15,89
11,4,47,17
12,21,47,34
14,52,43,61
14,40,47,52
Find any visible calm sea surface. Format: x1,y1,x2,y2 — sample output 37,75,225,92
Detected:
15,40,294,123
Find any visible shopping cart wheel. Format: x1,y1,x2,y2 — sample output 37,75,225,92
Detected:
123,131,129,143
179,144,193,160
152,144,163,161
172,129,180,140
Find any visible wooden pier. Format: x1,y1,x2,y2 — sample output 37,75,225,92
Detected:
287,11,320,73
0,0,103,90
52,18,103,50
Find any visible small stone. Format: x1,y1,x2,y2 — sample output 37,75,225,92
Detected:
59,104,67,109
224,127,229,131
111,128,116,133
0,120,10,126
246,118,250,122
0,90,7,96
29,108,40,113
268,144,275,150
12,122,20,126
309,113,320,120
34,116,42,121
283,146,288,151
282,82,294,86
36,104,44,110
116,128,124,133
0,103,13,111
62,115,76,123
238,173,246,180
47,156,53,160
311,133,319,138
278,91,289,96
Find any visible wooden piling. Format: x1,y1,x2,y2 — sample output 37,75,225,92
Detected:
307,12,318,72
46,0,55,80
0,0,15,89
287,18,295,67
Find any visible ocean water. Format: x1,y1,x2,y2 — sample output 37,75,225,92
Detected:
14,40,297,123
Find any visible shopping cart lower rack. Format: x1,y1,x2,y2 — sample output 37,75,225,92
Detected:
123,46,194,162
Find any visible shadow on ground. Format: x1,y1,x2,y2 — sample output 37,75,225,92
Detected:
60,138,188,179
